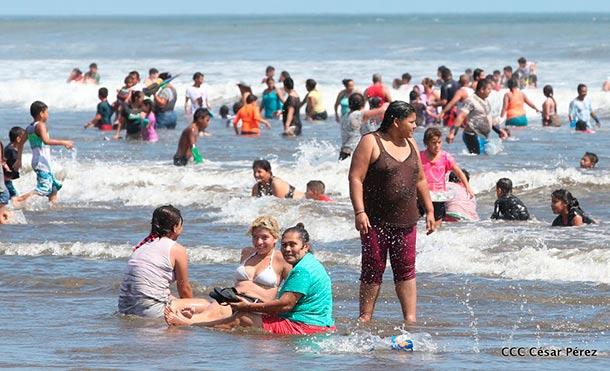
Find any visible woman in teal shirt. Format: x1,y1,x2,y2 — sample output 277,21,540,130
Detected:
261,77,282,119
167,223,335,335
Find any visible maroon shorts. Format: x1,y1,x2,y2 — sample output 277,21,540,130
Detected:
261,315,336,335
360,224,417,284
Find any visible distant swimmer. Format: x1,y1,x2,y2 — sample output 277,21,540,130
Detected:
447,79,508,155
364,73,392,104
541,85,560,126
580,152,598,169
301,79,328,121
84,87,113,131
500,77,540,127
233,94,271,135
173,108,211,166
281,78,302,136
491,178,530,221
118,205,194,317
83,62,100,84
251,159,303,199
569,84,601,129
67,68,84,83
14,101,73,207
334,78,356,123
439,74,473,122
551,189,595,227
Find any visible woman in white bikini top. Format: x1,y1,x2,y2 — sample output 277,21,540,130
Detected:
235,249,280,288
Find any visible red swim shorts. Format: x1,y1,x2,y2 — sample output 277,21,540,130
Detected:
360,224,417,284
262,315,336,335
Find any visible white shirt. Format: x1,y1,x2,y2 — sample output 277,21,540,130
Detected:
186,85,210,111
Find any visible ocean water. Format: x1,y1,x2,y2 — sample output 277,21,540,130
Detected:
0,14,609,369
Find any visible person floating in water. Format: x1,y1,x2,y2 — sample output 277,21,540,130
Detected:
491,178,530,221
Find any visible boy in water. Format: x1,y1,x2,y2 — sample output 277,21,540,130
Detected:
15,101,73,206
84,87,113,131
173,108,211,166
305,180,332,202
491,178,530,221
580,152,598,169
84,63,100,84
3,126,27,200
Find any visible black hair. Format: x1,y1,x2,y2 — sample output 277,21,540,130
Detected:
130,90,143,104
342,79,353,88
372,73,382,83
219,105,229,116
465,68,473,74
134,205,183,250
473,68,484,80
449,168,470,183
401,73,412,82
305,78,317,91
266,65,275,73
440,67,452,81
280,71,290,80
348,92,365,111
378,101,416,132
124,75,134,84
369,96,382,109
141,99,153,111
475,78,491,93
193,108,211,122
507,77,518,90
193,72,204,81
503,66,513,72
493,70,501,75
423,127,442,144
158,72,171,80
246,94,258,104
575,120,588,131
409,90,418,101
283,77,294,91
282,223,311,246
98,87,108,98
232,101,244,114
149,68,159,75
89,62,97,69
30,101,48,119
518,57,526,64
583,152,599,165
129,70,140,80
543,85,557,112
72,68,82,75
577,83,587,93
496,178,513,195
252,159,272,173
9,126,26,142
551,189,581,209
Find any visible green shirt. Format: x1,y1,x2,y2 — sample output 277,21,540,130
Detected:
278,253,334,327
97,100,113,125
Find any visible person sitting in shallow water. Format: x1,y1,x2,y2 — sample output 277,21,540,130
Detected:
164,216,292,326
251,159,303,199
491,178,530,221
165,223,336,335
551,189,595,227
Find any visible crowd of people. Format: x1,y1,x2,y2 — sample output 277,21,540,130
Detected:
0,57,603,336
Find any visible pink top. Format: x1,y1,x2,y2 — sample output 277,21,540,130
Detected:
142,112,159,142
445,182,479,221
419,150,455,192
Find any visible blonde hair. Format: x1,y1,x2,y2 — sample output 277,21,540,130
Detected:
248,215,280,239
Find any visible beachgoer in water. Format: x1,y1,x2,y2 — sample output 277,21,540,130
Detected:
14,101,73,207
84,87,113,131
0,140,11,224
445,169,479,222
144,68,159,87
334,79,356,123
398,73,412,92
421,77,441,125
491,178,530,221
251,159,303,199
140,99,158,143
233,95,271,135
410,90,426,127
301,79,328,120
261,77,282,119
516,57,537,88
580,152,598,169
501,66,513,88
261,65,275,84
115,91,145,140
305,180,332,202
364,73,392,104
491,70,502,91
551,189,595,227
166,223,336,335
339,92,387,160
154,72,178,129
419,127,474,228
173,108,211,166
237,81,252,106
447,79,508,154
185,72,210,115
439,67,460,126
348,101,435,323
3,127,26,202
281,78,302,136
67,68,84,83
471,68,485,91
542,85,560,126
501,78,540,127
440,74,473,121
277,70,291,103
164,216,292,326
83,63,100,84
118,205,193,317
569,84,601,129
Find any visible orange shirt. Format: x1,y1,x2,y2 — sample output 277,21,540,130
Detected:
233,103,262,134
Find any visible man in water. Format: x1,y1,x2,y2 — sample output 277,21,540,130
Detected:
438,66,459,126
173,108,211,166
569,84,601,129
515,57,537,88
154,72,178,129
84,63,100,84
364,73,392,104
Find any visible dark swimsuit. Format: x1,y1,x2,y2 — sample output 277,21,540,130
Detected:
256,177,295,198
491,195,530,221
552,207,593,226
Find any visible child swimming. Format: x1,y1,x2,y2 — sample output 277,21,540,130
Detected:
305,180,332,202
491,178,530,221
551,189,594,227
580,152,598,169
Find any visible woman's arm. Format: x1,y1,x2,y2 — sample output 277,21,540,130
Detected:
334,91,343,122
500,92,509,118
523,93,539,112
410,138,435,234
348,135,375,234
171,243,193,299
271,177,289,198
231,291,302,314
284,105,295,132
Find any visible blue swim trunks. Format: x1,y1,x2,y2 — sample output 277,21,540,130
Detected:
35,170,62,196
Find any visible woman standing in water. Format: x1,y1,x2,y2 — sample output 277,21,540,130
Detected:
348,101,435,324
281,77,302,136
501,77,539,127
334,79,356,123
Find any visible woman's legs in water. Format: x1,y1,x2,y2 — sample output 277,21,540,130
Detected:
395,278,417,323
359,283,381,322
